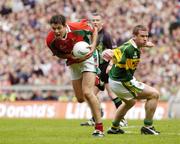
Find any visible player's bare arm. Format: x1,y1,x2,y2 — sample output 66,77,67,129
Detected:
75,27,98,64
106,59,113,74
144,41,155,48
102,49,114,62
85,27,98,56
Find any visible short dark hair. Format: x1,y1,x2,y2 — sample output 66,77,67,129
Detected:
133,25,148,36
91,12,103,18
169,21,180,35
49,14,66,26
92,12,100,17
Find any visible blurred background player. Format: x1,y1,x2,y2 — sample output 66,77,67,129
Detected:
46,14,104,137
103,25,160,135
80,12,128,127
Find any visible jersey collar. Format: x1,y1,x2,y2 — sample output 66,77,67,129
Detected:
66,24,71,32
129,39,138,49
60,25,70,40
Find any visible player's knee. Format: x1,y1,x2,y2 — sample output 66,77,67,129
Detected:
126,99,136,108
77,98,85,103
124,99,136,109
130,100,136,107
83,92,92,101
151,89,160,100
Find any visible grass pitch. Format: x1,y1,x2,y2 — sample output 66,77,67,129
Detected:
0,119,179,144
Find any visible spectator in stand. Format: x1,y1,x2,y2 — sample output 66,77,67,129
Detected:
0,0,179,101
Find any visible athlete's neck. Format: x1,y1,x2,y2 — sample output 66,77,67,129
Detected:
62,31,67,38
57,31,67,40
98,26,103,32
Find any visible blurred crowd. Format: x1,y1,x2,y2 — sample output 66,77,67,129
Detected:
0,0,180,101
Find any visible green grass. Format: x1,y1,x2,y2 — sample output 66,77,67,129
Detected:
0,119,179,144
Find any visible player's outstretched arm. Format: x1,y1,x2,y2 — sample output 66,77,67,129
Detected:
144,41,155,48
86,27,98,55
102,49,114,62
78,27,98,61
106,59,113,74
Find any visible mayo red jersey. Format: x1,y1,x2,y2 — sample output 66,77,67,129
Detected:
46,20,93,64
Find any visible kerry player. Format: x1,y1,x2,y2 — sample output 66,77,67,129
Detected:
103,25,160,135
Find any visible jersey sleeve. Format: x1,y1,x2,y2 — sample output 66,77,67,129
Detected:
68,20,93,33
68,20,94,44
112,46,128,65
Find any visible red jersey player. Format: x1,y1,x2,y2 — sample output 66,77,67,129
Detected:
46,14,104,137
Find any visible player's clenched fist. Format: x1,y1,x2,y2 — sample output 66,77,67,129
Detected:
102,49,114,62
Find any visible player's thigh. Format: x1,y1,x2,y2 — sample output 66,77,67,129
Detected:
72,79,84,103
82,72,96,94
94,86,99,96
81,54,97,94
69,63,82,80
109,78,135,100
105,83,113,93
105,83,117,99
136,84,159,100
122,98,136,108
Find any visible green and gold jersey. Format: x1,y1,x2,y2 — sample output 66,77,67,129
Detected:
109,39,141,82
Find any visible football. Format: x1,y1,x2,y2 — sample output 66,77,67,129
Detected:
72,41,90,58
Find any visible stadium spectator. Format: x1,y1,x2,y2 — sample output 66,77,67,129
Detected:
0,0,179,102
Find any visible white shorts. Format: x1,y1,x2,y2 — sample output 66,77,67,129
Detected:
109,77,145,100
69,51,98,80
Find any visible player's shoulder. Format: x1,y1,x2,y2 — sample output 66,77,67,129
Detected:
102,28,112,40
121,41,137,57
46,31,55,47
101,28,110,34
68,19,93,31
100,28,109,36
117,41,133,53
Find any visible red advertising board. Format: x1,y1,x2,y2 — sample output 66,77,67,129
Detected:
0,101,168,119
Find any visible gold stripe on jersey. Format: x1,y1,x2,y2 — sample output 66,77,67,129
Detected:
114,58,140,70
126,59,140,70
112,48,140,70
113,48,122,63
